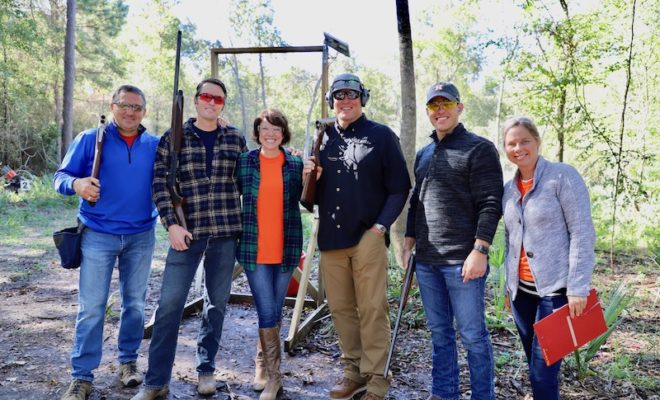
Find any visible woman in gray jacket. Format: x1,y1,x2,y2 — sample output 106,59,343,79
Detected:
502,116,596,400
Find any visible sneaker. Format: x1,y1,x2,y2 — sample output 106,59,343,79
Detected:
197,374,216,395
329,377,367,400
362,392,385,400
119,361,144,387
130,385,169,400
61,379,92,400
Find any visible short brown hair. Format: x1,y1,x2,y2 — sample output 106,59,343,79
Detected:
503,116,541,146
252,109,292,145
195,78,227,98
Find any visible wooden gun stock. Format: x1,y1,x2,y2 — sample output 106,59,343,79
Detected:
300,118,332,212
166,30,187,231
384,253,416,376
88,114,106,207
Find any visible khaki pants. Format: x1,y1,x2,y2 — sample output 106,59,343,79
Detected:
320,230,391,397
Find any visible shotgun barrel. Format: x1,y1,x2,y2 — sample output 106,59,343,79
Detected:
384,253,416,377
300,118,333,212
88,114,106,207
166,30,187,230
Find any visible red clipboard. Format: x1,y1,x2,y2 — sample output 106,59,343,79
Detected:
533,288,608,366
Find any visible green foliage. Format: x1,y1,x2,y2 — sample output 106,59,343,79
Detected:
571,281,633,378
486,226,513,330
0,175,78,241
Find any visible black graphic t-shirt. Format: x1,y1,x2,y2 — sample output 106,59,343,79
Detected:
316,114,411,251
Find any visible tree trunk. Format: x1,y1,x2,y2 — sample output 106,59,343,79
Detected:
230,54,250,144
391,0,416,267
556,87,566,163
259,53,267,109
60,0,76,161
610,0,637,268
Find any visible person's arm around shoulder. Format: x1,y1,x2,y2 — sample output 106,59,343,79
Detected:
557,163,596,318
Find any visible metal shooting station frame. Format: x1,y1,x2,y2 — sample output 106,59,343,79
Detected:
205,33,350,353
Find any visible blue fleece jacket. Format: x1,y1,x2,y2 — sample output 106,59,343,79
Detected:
53,121,160,234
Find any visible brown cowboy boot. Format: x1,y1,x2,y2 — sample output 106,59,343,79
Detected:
253,337,268,391
259,327,283,400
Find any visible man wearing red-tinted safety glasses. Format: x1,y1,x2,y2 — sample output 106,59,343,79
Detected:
136,78,248,400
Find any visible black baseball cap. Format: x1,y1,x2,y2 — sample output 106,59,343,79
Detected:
426,82,460,104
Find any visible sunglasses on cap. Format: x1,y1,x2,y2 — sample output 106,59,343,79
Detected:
198,92,225,105
426,100,458,113
332,90,360,101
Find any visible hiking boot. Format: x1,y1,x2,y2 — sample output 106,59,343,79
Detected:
130,385,169,400
197,374,216,395
119,361,144,387
329,377,367,400
362,392,385,400
61,379,92,400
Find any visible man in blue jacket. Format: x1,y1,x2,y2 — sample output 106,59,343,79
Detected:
54,85,160,400
403,82,503,400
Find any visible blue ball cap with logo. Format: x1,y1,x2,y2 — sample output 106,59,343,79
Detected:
426,82,461,104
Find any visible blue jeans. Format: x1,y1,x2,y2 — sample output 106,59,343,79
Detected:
511,289,568,400
416,262,495,400
71,227,155,382
144,236,236,388
244,264,294,328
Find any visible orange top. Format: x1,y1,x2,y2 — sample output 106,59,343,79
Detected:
256,152,284,264
517,176,535,282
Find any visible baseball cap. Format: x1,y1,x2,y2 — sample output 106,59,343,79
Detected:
426,82,460,104
330,73,363,93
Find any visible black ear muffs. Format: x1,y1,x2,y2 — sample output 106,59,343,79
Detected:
326,84,371,109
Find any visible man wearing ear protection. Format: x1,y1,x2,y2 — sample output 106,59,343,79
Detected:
304,73,411,400
402,82,503,400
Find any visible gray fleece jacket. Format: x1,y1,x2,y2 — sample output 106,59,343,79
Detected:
503,156,596,300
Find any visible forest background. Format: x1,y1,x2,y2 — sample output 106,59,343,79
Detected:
1,0,657,257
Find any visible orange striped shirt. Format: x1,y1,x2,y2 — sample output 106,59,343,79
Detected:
256,152,285,264
518,176,534,282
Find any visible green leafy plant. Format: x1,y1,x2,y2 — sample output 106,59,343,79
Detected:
572,281,633,378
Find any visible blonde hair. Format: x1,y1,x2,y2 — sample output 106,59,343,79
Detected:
502,116,541,146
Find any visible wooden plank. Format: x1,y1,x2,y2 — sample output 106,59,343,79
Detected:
284,302,328,354
286,216,320,347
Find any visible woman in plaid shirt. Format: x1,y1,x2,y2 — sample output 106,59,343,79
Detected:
236,109,303,400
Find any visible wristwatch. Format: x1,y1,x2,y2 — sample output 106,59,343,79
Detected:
374,224,387,234
473,244,489,255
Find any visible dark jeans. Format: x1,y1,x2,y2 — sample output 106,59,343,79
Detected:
511,289,568,400
144,236,236,389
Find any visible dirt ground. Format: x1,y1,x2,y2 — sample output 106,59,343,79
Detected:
0,211,657,400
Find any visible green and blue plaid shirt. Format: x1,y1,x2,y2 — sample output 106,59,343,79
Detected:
236,148,303,272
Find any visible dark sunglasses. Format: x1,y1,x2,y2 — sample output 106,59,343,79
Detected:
198,92,225,105
332,90,360,101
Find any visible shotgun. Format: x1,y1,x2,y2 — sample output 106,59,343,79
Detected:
384,253,416,377
166,30,187,230
88,114,107,206
300,118,333,212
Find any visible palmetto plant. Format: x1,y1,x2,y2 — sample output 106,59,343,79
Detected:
573,281,633,378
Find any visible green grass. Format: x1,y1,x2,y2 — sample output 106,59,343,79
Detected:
0,175,78,242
